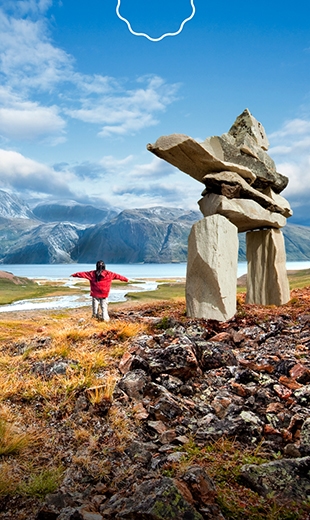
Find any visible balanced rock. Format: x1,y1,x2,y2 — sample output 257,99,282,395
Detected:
201,171,287,215
186,214,238,321
201,130,288,194
147,109,288,194
199,193,287,232
262,187,293,217
246,228,290,305
228,108,270,150
147,133,256,184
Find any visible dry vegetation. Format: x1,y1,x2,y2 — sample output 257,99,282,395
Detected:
0,280,310,519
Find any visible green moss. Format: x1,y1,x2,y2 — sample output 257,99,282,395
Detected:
18,467,64,499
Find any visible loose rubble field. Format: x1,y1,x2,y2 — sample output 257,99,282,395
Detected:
1,288,310,519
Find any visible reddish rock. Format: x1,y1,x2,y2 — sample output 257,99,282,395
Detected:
273,384,293,400
239,359,274,373
159,429,177,444
209,332,232,343
230,382,249,397
279,375,303,390
148,420,167,434
289,363,310,384
132,402,149,420
264,424,280,435
266,402,284,413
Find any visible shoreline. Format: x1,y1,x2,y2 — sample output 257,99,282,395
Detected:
1,266,309,314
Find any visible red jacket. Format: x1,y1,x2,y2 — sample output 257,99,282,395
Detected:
71,270,128,299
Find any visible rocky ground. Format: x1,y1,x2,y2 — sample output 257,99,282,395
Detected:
1,289,310,519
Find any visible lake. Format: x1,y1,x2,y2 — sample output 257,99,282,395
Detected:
0,261,310,313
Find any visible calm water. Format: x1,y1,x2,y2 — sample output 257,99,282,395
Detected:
0,263,189,280
1,261,310,313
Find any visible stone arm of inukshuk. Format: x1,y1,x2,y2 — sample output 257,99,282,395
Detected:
147,109,292,318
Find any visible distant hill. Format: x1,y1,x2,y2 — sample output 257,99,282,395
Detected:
32,201,118,225
71,207,201,263
238,224,310,262
0,190,309,264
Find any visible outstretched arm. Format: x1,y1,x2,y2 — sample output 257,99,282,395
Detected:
112,273,129,283
70,272,92,280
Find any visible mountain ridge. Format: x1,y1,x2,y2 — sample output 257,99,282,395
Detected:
0,190,309,264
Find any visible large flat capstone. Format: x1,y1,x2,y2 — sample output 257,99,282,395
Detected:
147,134,256,184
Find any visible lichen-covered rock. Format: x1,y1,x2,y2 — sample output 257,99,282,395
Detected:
193,341,238,371
195,410,264,444
118,369,150,400
146,343,200,379
299,417,310,456
240,457,310,500
100,477,204,519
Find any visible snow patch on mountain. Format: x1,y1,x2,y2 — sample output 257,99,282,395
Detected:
0,190,35,219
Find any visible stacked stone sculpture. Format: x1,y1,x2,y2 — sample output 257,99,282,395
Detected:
147,109,292,321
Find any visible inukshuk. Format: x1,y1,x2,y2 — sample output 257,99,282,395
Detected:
147,109,292,321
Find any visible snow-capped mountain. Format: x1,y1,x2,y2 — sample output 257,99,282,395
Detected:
1,222,86,264
0,190,310,264
0,190,35,220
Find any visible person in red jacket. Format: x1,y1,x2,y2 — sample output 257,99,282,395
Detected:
71,260,128,321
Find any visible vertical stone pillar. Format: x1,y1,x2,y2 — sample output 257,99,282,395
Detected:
186,214,238,321
246,228,290,305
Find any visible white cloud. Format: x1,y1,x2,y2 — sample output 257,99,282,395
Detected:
0,5,180,142
99,155,134,170
0,11,72,92
0,104,65,141
3,0,52,17
0,86,66,141
67,75,179,137
0,149,74,196
87,153,199,209
269,117,310,203
270,119,310,139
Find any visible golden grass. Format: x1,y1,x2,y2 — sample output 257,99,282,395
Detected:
0,462,17,496
86,374,118,405
0,417,31,456
0,293,310,517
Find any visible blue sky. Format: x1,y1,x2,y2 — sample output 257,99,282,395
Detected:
0,0,310,224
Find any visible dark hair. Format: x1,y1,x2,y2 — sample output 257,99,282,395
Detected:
95,260,106,282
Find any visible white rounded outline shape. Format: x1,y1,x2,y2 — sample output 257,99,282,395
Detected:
116,0,196,42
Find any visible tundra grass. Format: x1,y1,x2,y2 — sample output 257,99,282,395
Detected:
237,269,310,294
126,282,185,301
0,301,309,518
0,278,75,305
287,268,310,289
167,438,307,520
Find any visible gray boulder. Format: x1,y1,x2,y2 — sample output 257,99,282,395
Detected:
100,477,204,519
240,457,310,501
